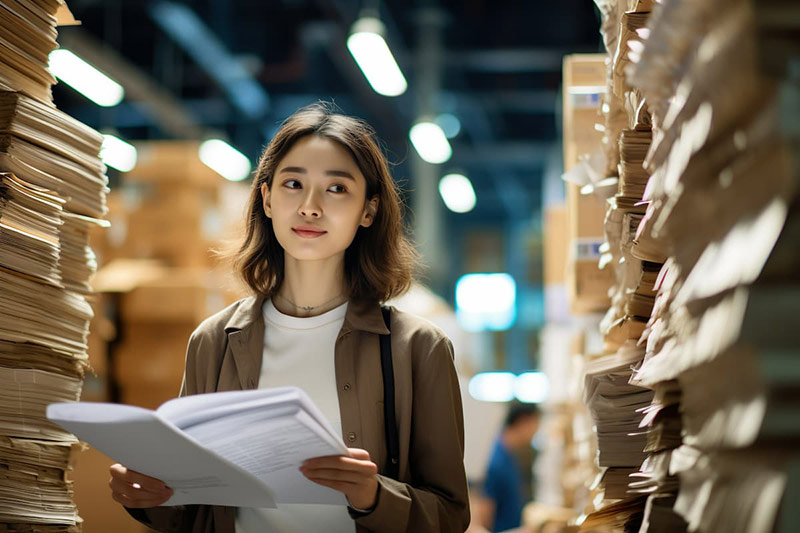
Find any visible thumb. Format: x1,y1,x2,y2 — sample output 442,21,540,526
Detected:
347,448,371,460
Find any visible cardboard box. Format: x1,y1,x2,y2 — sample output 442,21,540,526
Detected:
562,55,613,314
120,383,180,411
119,273,227,324
567,258,613,314
544,205,568,286
562,54,607,171
128,141,227,189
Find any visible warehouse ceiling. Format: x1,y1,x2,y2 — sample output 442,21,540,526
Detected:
54,0,601,222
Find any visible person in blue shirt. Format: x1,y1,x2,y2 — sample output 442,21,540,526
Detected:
481,402,541,532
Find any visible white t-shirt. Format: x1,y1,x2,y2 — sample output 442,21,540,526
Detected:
235,299,355,533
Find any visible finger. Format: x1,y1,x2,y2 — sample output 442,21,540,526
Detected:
301,467,368,484
303,476,354,494
346,448,371,460
302,456,377,473
110,464,170,492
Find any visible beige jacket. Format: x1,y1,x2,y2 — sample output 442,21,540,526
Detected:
128,296,470,533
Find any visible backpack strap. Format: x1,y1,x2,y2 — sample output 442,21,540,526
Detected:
379,306,399,480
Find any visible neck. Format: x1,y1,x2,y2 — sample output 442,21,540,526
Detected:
273,255,348,317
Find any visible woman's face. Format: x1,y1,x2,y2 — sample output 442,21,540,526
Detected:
261,135,378,263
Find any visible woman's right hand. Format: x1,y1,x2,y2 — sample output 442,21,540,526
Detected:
109,463,173,508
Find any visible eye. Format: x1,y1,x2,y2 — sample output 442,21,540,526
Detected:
328,184,347,193
283,179,302,189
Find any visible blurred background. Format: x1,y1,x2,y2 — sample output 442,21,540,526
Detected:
50,0,606,531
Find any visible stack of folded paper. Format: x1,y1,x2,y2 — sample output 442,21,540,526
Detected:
586,0,800,531
0,1,109,530
0,0,60,104
583,342,653,501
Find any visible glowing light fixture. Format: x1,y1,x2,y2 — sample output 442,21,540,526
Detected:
409,121,452,164
435,113,461,138
199,139,251,182
469,371,550,403
455,273,517,331
514,372,549,403
100,134,137,172
347,17,407,97
438,173,476,213
468,372,516,402
49,49,124,107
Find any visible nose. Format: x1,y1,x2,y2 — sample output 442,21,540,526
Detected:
298,189,321,218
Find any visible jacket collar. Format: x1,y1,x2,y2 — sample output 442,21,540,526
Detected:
223,295,390,335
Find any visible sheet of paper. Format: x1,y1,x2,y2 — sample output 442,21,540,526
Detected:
184,408,348,505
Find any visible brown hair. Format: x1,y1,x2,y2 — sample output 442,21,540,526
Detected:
232,102,417,302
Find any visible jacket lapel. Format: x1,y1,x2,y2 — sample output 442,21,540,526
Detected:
224,295,266,391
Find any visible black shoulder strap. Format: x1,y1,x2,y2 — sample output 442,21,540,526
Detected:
379,306,399,480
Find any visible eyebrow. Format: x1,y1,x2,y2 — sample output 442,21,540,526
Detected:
278,166,356,181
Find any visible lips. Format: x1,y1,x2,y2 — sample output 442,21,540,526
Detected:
292,226,327,238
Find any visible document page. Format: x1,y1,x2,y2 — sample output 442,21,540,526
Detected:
184,407,348,505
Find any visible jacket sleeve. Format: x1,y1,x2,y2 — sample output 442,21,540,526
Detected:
123,330,208,533
353,336,471,532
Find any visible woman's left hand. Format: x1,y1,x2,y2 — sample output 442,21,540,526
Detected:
300,448,379,510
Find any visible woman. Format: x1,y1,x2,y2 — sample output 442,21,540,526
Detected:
108,103,470,532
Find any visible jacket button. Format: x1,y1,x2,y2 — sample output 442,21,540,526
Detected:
343,383,351,391
347,432,356,442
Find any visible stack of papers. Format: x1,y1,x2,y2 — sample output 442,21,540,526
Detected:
0,367,81,442
578,495,647,533
0,6,108,530
0,267,93,355
57,212,107,294
617,129,651,201
0,1,60,104
604,0,799,531
0,367,81,527
0,339,86,379
48,387,350,508
583,342,654,496
0,173,64,285
0,89,108,218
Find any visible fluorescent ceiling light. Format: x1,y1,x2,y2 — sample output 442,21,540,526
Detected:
567,85,606,95
347,17,407,97
468,372,516,402
409,121,452,164
514,372,549,403
199,139,252,181
100,134,137,172
49,49,124,107
455,273,517,331
438,173,476,213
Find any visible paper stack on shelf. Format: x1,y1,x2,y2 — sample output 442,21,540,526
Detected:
585,0,800,531
0,1,109,530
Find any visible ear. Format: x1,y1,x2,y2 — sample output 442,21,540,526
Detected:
360,196,379,228
260,182,272,218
